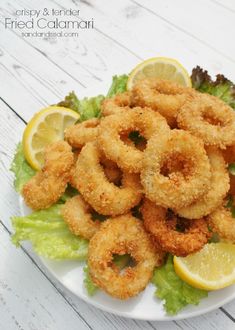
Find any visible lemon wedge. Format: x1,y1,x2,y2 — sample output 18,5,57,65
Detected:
174,243,235,291
127,57,192,90
23,106,79,170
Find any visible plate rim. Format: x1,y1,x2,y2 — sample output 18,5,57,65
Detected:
19,197,235,321
40,255,235,321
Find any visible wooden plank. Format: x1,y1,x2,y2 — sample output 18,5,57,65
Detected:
0,225,91,330
211,0,235,13
51,0,235,80
0,0,139,91
131,0,234,64
0,25,88,122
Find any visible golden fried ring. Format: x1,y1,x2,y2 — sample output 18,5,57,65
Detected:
175,148,229,219
74,142,142,216
141,199,211,257
69,153,122,188
99,107,169,173
101,158,122,185
101,92,131,116
64,118,100,148
208,206,235,243
131,78,195,126
62,195,100,239
141,129,211,209
22,141,74,210
177,93,235,149
88,214,161,299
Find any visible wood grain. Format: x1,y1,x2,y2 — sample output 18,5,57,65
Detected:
0,0,235,328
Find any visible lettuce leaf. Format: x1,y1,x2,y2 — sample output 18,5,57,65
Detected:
106,75,128,97
152,255,208,315
57,92,104,122
57,91,80,112
11,204,88,260
78,95,104,121
191,66,235,109
10,143,36,193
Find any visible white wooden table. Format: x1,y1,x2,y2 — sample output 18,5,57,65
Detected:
0,0,235,329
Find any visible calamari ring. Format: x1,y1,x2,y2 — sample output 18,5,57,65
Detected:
208,206,235,243
131,78,195,126
88,214,162,299
69,153,122,188
101,158,122,185
141,199,211,257
22,141,74,210
99,107,169,173
177,93,235,148
62,195,100,239
141,129,211,209
74,142,142,216
64,118,100,148
101,92,131,116
175,147,229,219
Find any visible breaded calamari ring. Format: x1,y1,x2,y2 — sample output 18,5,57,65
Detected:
141,130,211,209
175,148,230,219
177,93,235,148
208,206,235,243
141,199,211,257
99,107,169,173
64,118,100,148
101,158,122,185
101,92,131,116
62,195,100,239
88,214,162,299
74,142,142,216
69,152,122,188
130,78,195,126
22,141,74,210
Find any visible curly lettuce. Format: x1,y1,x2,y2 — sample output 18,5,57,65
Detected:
152,255,208,315
11,204,88,260
10,143,36,193
106,74,128,97
57,92,104,122
191,66,235,109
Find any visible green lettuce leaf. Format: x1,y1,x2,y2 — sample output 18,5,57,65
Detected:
106,74,128,97
11,204,88,260
152,255,208,315
57,92,104,122
57,91,80,112
10,143,36,193
78,95,104,121
191,66,235,109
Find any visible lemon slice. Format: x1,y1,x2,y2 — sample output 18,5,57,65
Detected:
174,243,235,291
23,106,80,170
127,57,192,90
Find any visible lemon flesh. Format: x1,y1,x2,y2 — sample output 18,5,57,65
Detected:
174,243,235,290
23,106,79,170
127,57,191,90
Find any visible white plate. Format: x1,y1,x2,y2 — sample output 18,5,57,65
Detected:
18,83,235,320
20,198,235,321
